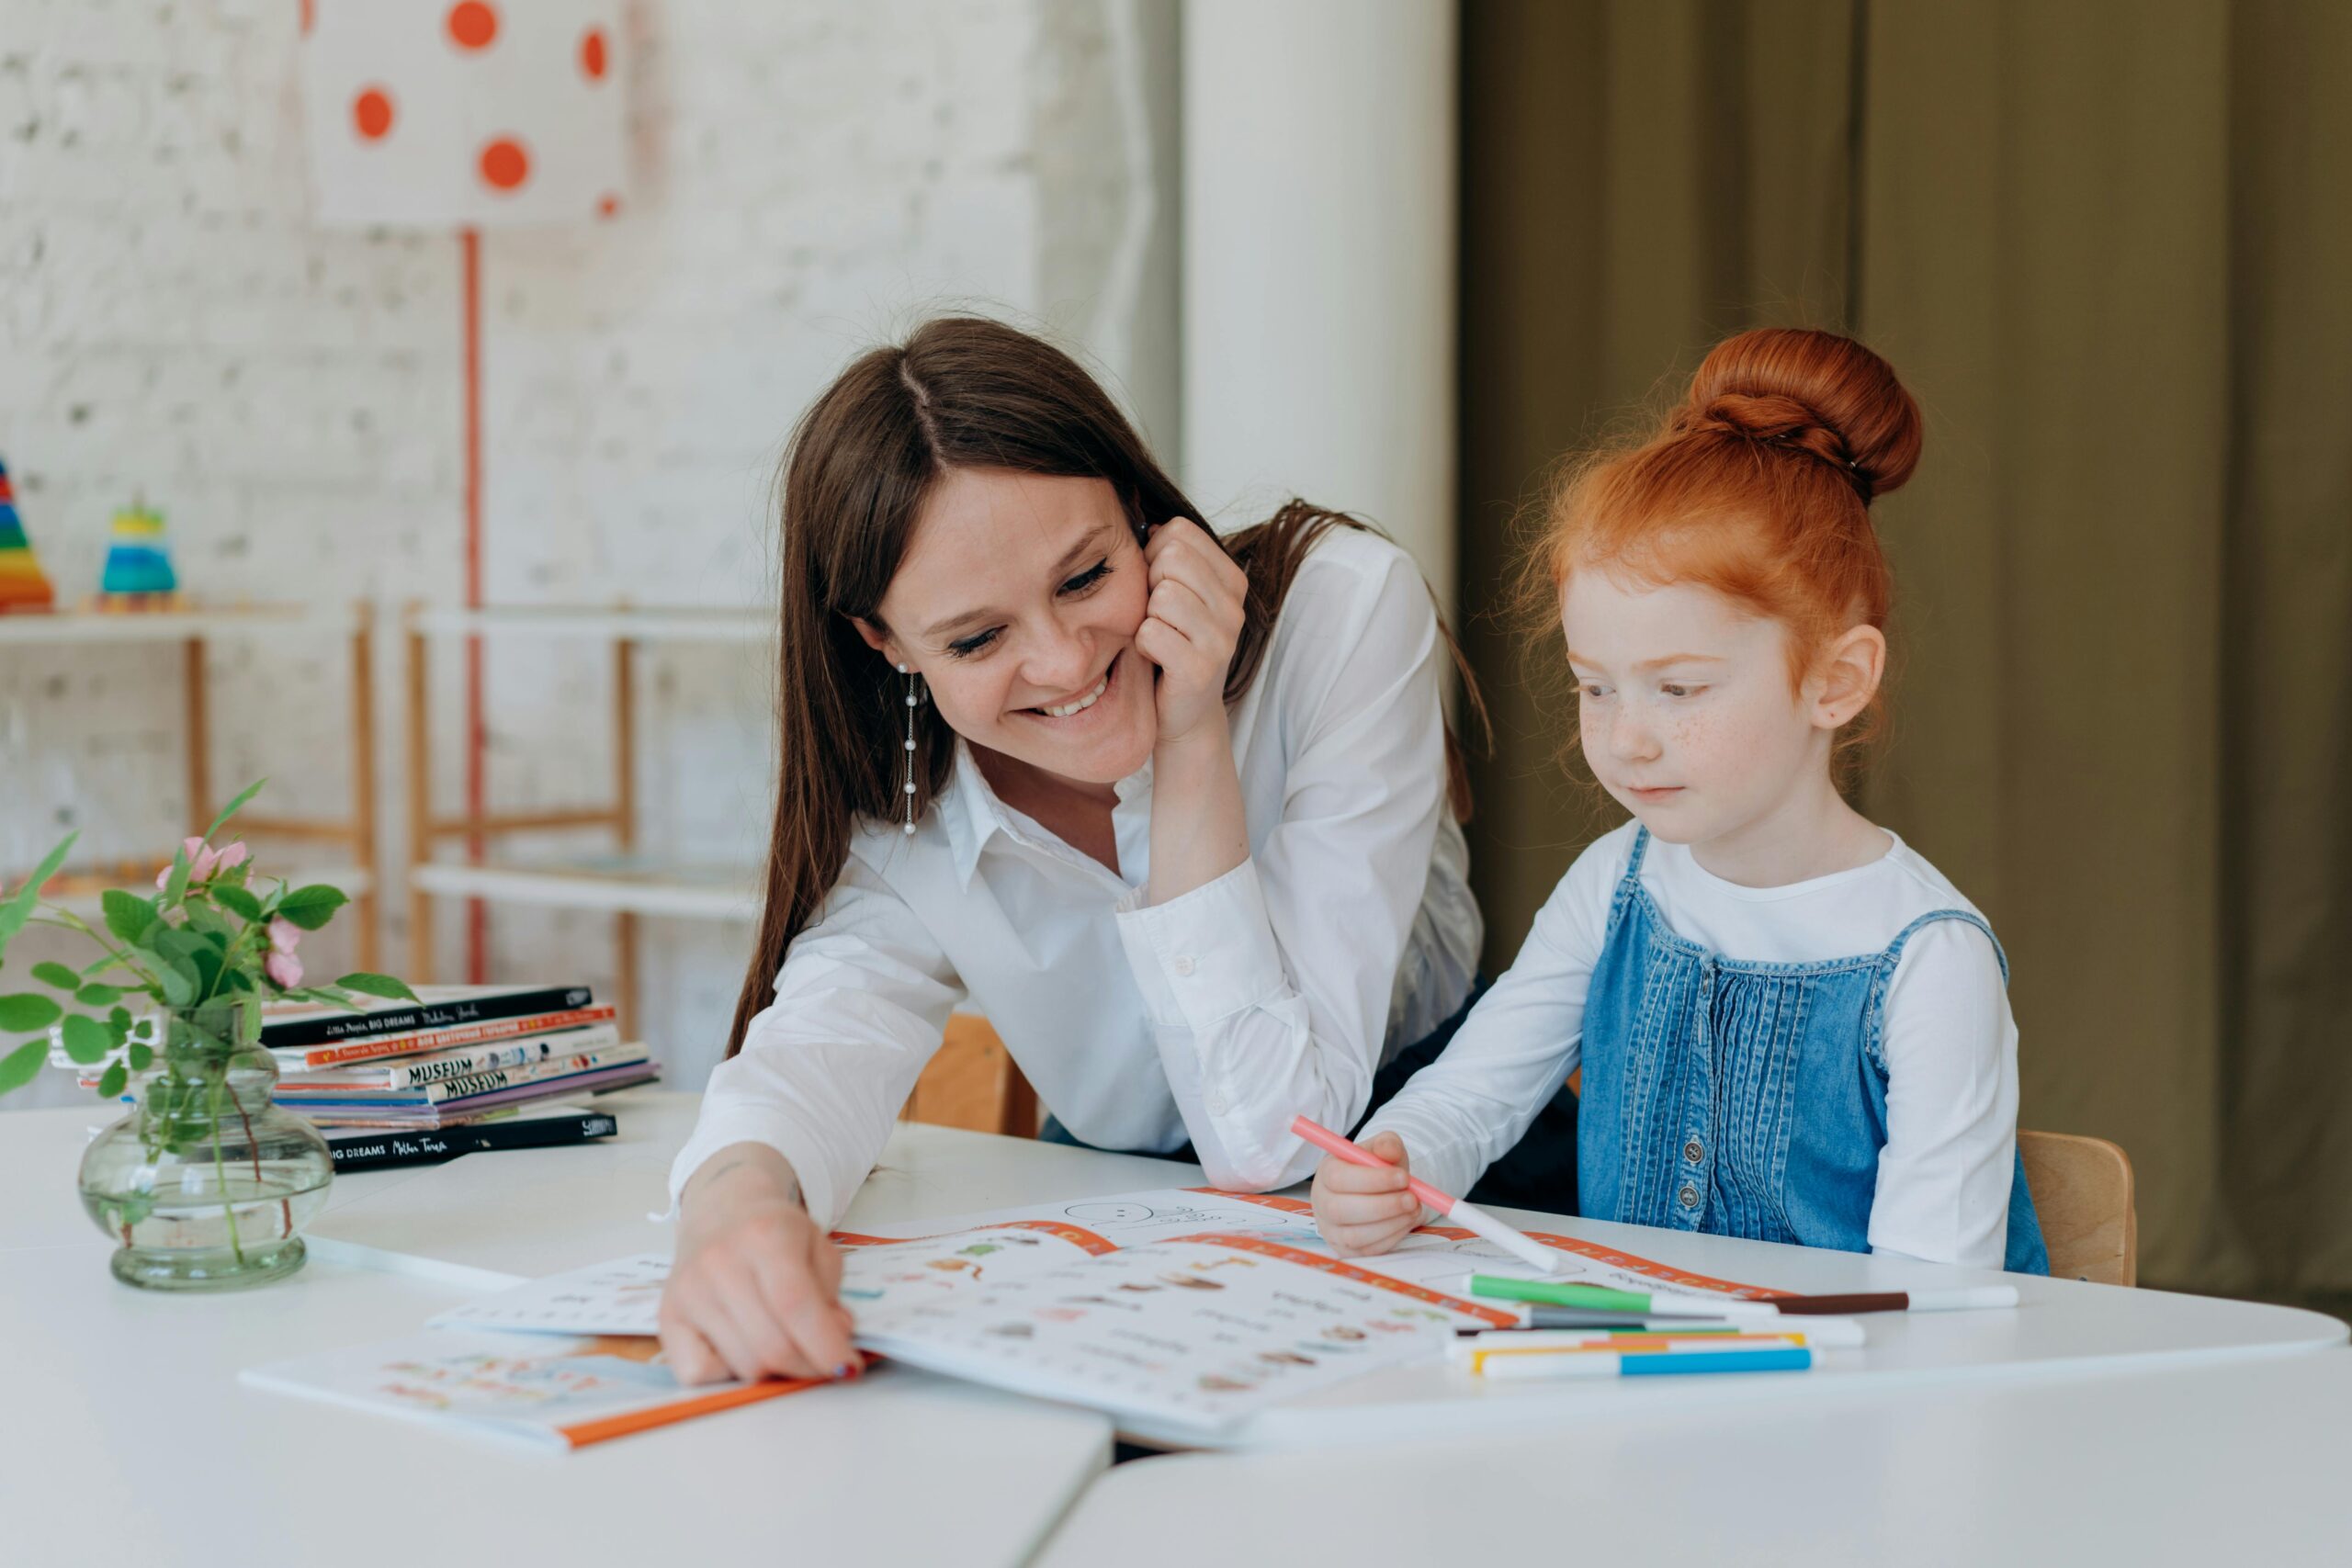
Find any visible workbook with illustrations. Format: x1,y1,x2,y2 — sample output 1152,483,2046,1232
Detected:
247,1188,1777,1443
238,1327,851,1451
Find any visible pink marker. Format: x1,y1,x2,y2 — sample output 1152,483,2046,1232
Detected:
1292,1115,1566,1276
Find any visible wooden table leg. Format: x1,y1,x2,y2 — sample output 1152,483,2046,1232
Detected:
403,615,434,985
183,637,209,836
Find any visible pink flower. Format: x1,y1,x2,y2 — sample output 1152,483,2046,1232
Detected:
211,841,247,874
267,917,301,954
180,837,220,882
266,950,303,988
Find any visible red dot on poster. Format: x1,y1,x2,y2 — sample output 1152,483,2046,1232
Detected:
447,2,499,51
581,28,609,80
300,0,316,36
352,88,394,141
597,193,620,218
480,137,530,191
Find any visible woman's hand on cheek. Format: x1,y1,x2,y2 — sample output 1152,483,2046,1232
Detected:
1134,517,1248,746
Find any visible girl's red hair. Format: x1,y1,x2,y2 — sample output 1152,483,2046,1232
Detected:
1541,328,1923,750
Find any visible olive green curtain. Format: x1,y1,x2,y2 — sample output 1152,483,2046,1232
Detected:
1459,0,2352,1294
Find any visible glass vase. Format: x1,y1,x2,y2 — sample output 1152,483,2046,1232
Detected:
76,1000,335,1291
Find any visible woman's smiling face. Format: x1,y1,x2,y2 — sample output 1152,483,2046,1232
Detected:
858,468,1157,786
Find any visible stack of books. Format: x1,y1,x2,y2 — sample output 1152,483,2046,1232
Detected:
259,984,659,1129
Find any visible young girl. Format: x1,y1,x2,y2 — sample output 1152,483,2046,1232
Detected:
1314,328,2049,1273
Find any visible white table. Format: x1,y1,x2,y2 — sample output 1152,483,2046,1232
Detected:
1035,1349,2352,1566
0,1090,1115,1568
310,1092,2346,1452
8,1089,2347,1565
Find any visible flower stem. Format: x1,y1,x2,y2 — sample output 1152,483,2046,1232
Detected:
206,1071,246,1264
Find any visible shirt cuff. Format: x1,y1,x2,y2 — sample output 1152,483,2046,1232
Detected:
1113,859,1289,1032
667,1104,844,1233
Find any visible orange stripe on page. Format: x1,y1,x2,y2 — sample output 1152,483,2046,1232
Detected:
1162,1232,1521,1326
826,1220,1120,1256
553,1367,843,1449
1186,1187,1316,1215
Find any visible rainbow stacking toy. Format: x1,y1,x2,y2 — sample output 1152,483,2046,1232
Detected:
98,502,179,604
0,457,56,611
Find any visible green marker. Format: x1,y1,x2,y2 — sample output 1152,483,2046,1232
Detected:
1467,1275,1776,1317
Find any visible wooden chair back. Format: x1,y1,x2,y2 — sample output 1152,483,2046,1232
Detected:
901,1014,1040,1136
2018,1129,2137,1286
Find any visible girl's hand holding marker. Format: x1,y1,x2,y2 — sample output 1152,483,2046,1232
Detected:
1295,1116,1566,1275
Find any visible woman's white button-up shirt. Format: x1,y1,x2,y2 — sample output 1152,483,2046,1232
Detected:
669,526,1482,1227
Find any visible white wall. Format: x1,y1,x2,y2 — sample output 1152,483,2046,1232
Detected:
1181,0,1457,613
0,0,1179,1107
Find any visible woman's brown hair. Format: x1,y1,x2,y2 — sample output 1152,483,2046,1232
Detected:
727,316,1479,1057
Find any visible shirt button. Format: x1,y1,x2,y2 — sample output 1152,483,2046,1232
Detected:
1204,1093,1227,1115
1683,1139,1704,1164
1170,955,1197,977
1678,1185,1700,1209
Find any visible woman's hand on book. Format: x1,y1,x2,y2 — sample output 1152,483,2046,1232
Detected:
662,1144,857,1385
1310,1131,1422,1258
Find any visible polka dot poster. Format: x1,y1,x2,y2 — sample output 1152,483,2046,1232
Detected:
302,1,627,228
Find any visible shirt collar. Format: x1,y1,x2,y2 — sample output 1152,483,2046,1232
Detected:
935,739,1152,888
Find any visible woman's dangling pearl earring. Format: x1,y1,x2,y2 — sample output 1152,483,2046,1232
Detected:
898,662,920,835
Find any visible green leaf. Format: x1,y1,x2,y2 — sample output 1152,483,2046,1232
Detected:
213,885,264,921
74,984,121,1007
0,1038,47,1094
215,967,253,995
335,972,418,1003
101,889,157,945
127,1042,153,1072
202,777,268,843
0,992,62,1032
186,942,223,998
162,845,191,908
0,830,78,962
150,957,195,1008
32,961,81,990
60,1013,110,1066
96,1062,128,1099
273,885,349,932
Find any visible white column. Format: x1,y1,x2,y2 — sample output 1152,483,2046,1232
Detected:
1181,0,1459,614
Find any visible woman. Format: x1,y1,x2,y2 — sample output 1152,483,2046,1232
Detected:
660,317,1483,1384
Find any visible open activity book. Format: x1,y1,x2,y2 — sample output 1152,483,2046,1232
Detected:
242,1188,1781,1447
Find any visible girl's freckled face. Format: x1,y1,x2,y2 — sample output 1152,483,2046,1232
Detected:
1562,570,1820,845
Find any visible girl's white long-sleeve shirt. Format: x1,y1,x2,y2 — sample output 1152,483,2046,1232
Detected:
670,527,1482,1229
1360,821,2022,1269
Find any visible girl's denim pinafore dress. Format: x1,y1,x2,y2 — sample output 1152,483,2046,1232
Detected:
1575,829,2049,1274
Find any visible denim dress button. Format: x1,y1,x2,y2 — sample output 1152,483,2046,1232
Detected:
1683,1139,1704,1164
1678,1184,1700,1209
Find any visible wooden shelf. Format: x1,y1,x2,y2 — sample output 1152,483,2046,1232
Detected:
409,857,758,921
35,860,376,921
0,604,357,644
4,602,380,970
405,604,771,644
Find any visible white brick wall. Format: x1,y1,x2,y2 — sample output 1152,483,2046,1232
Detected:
1,0,1177,1110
